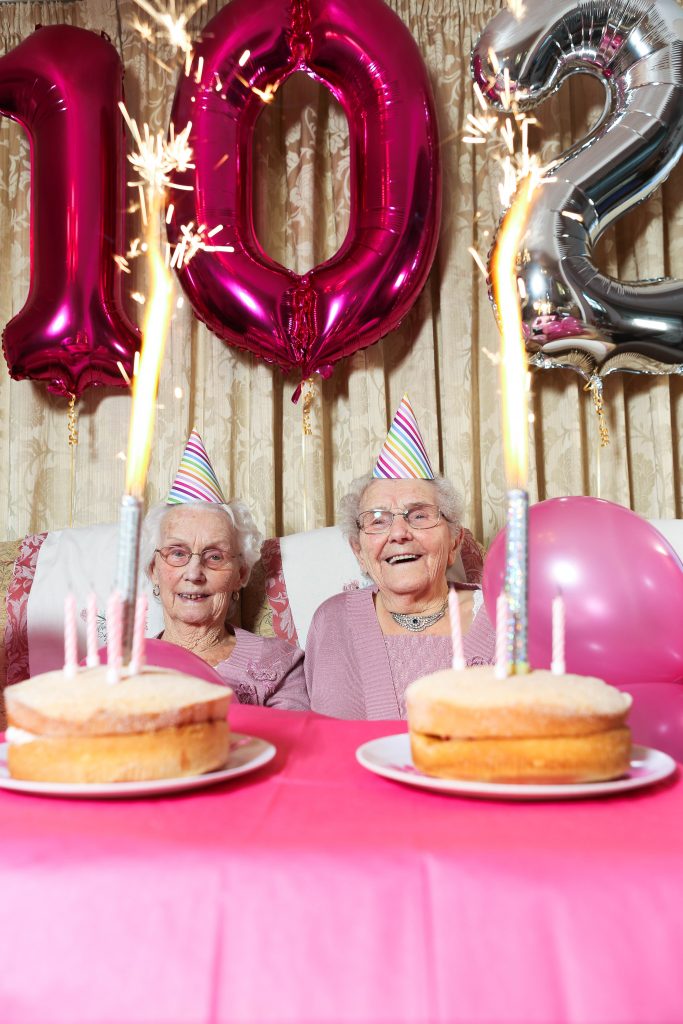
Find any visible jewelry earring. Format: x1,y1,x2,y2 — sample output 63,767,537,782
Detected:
153,584,160,598
232,590,240,602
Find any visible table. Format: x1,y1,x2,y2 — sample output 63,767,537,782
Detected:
1,704,682,1024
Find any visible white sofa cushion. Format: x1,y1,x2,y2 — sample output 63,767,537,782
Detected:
28,524,163,677
649,520,683,565
279,524,472,647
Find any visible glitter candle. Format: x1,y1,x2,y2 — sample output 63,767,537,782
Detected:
129,592,148,675
504,489,529,671
86,591,100,668
448,588,466,670
115,494,143,661
551,593,566,675
495,591,508,679
490,175,537,676
107,590,123,685
64,593,78,679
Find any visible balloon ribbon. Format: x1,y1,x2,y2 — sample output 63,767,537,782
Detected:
584,375,610,447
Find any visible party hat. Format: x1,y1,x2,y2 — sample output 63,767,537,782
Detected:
166,429,227,504
373,395,435,479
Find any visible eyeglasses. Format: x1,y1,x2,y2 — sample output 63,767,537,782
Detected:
155,546,239,570
356,504,449,534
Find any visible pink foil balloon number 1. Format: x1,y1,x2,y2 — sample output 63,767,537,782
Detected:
168,0,441,395
0,25,139,398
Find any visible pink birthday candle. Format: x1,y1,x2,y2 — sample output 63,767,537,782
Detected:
495,592,508,679
86,592,100,668
551,593,566,675
448,588,466,670
106,590,123,684
64,593,78,678
129,592,147,674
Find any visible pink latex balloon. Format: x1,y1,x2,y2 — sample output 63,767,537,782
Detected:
94,639,227,687
0,25,139,397
482,496,683,686
619,683,683,764
168,0,441,394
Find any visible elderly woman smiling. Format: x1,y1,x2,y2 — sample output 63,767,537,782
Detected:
141,434,307,710
304,401,495,719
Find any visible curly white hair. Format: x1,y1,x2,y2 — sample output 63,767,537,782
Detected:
141,500,264,583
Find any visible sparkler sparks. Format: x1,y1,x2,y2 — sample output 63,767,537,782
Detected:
467,246,488,278
467,79,541,210
114,254,132,274
169,222,235,269
464,53,545,290
506,0,526,19
120,106,195,222
235,73,278,104
131,0,207,56
117,105,235,277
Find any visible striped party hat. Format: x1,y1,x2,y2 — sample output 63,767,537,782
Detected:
166,429,227,505
373,396,435,479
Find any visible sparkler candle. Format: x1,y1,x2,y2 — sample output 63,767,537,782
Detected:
490,174,537,674
115,190,174,660
448,588,466,670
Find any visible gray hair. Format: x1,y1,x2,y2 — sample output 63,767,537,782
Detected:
141,500,264,583
338,472,464,543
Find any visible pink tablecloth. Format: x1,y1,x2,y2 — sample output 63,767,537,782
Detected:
1,705,682,1024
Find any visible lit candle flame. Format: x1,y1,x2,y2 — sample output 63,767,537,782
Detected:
124,195,174,498
490,174,537,489
118,106,208,500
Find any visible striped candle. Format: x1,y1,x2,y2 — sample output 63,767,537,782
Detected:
86,592,100,668
106,590,123,684
551,593,566,675
448,588,466,670
129,592,147,674
495,592,508,679
63,593,78,679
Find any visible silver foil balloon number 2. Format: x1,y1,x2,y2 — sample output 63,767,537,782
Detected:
472,0,683,403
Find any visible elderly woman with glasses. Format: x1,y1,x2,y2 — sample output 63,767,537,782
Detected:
141,500,308,710
304,473,495,719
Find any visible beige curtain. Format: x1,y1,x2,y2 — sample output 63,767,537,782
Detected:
0,0,681,548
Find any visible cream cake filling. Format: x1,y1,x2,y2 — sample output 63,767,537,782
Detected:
5,726,38,745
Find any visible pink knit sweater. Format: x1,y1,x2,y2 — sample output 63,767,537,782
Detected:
305,586,495,720
213,626,308,711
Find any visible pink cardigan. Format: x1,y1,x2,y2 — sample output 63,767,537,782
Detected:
305,586,496,720
213,627,308,711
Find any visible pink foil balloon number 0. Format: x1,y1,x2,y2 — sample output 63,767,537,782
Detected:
168,0,441,392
